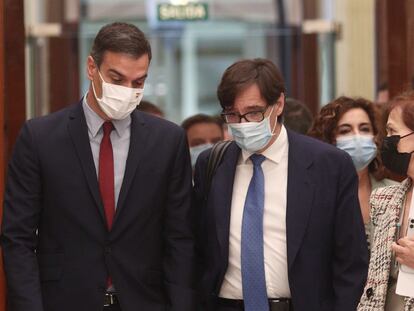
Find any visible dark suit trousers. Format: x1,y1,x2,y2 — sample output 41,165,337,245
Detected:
103,305,121,311
215,306,240,311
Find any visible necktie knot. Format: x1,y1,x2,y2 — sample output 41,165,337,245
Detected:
102,121,114,137
250,154,266,167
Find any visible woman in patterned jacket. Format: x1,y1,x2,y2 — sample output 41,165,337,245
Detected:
358,91,414,311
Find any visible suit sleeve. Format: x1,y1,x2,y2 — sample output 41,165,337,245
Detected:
332,154,369,311
0,122,44,311
163,129,197,311
192,149,210,302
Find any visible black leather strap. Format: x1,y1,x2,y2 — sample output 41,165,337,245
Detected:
204,140,232,199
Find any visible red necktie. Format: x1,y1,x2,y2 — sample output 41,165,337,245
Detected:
99,121,115,230
99,122,115,287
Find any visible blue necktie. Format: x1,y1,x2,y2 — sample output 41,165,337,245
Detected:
241,154,268,311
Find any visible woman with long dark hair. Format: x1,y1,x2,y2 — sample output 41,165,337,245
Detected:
309,96,396,250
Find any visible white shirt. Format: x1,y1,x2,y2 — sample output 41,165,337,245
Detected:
82,95,131,208
219,125,291,299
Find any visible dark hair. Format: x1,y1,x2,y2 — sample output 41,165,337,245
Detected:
385,90,414,131
377,82,388,93
90,22,152,68
308,96,385,179
283,98,313,134
181,114,223,133
136,100,164,117
217,58,285,122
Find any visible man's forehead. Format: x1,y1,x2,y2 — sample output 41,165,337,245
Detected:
101,51,148,66
100,52,149,79
231,101,266,112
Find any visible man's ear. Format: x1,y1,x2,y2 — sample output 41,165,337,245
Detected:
275,93,285,117
86,56,96,81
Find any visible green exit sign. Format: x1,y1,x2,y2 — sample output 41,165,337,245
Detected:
157,3,209,21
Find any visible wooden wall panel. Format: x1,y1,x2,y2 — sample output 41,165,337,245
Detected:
1,1,26,309
406,0,414,89
4,0,26,158
49,23,80,112
376,0,414,99
300,33,319,115
386,0,409,98
0,0,7,307
47,0,80,112
300,0,319,115
375,0,388,89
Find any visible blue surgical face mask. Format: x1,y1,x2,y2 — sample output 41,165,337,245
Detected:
336,135,377,171
190,143,213,168
228,106,276,152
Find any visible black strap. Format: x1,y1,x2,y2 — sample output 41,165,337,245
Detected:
204,140,232,199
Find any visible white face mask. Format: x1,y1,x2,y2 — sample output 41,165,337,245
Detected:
336,135,377,171
190,143,213,168
92,70,144,120
228,106,277,152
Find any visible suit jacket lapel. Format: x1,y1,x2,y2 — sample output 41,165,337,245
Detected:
114,110,149,223
67,101,105,222
286,130,315,270
211,142,240,260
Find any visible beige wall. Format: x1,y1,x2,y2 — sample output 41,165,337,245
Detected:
335,0,375,100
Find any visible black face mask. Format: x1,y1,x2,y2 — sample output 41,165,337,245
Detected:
381,132,414,176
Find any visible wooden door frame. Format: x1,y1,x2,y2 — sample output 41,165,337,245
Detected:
1,1,27,309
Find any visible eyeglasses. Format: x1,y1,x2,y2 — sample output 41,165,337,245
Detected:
221,106,269,124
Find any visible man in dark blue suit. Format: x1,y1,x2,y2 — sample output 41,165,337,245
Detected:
194,58,368,311
1,22,196,311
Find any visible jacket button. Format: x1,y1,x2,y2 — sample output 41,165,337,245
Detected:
366,287,373,298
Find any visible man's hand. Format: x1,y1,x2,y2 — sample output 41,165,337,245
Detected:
392,237,414,269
